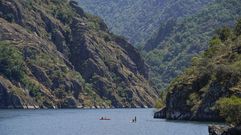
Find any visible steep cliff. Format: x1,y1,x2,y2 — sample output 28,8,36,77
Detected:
155,21,241,121
0,0,157,109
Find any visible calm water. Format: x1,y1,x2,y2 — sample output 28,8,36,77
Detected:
0,109,210,135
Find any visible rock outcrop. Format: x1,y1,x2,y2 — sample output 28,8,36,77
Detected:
0,0,157,108
209,125,241,135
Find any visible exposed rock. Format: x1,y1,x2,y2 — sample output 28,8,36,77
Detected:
0,79,9,108
9,94,24,109
0,0,157,108
209,125,241,135
29,64,52,88
0,0,23,24
79,58,105,81
0,76,35,109
61,97,77,108
154,108,166,119
114,37,149,78
69,0,84,17
51,29,69,57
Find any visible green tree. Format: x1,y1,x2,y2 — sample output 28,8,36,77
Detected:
0,42,25,81
217,27,232,41
216,96,241,126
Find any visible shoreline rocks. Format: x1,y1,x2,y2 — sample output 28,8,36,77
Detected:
209,125,241,135
154,107,223,122
154,108,166,119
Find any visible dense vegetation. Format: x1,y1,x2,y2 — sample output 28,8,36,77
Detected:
216,96,241,126
78,0,213,46
161,19,241,123
78,0,241,91
144,0,241,90
0,41,25,82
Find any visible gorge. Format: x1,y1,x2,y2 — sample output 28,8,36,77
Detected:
0,0,241,135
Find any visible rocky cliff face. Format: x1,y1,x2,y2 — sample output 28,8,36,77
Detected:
154,23,241,121
0,0,157,108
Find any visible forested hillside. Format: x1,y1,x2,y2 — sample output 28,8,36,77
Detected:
145,0,241,90
78,0,241,91
78,0,213,46
155,20,241,124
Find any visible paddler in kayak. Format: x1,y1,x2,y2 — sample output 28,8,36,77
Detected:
100,117,111,120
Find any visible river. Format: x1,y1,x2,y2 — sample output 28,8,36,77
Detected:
0,109,211,135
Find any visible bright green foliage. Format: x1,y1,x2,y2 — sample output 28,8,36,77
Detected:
155,91,166,108
0,41,25,81
21,77,41,98
216,96,241,126
209,37,222,47
155,99,165,109
204,37,224,58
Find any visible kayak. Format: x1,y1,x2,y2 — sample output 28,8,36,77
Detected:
99,118,111,120
100,118,110,120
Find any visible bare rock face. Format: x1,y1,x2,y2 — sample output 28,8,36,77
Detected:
0,0,24,24
61,97,78,108
69,1,85,17
0,76,36,109
0,0,157,108
0,82,24,109
154,108,166,119
68,11,157,108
